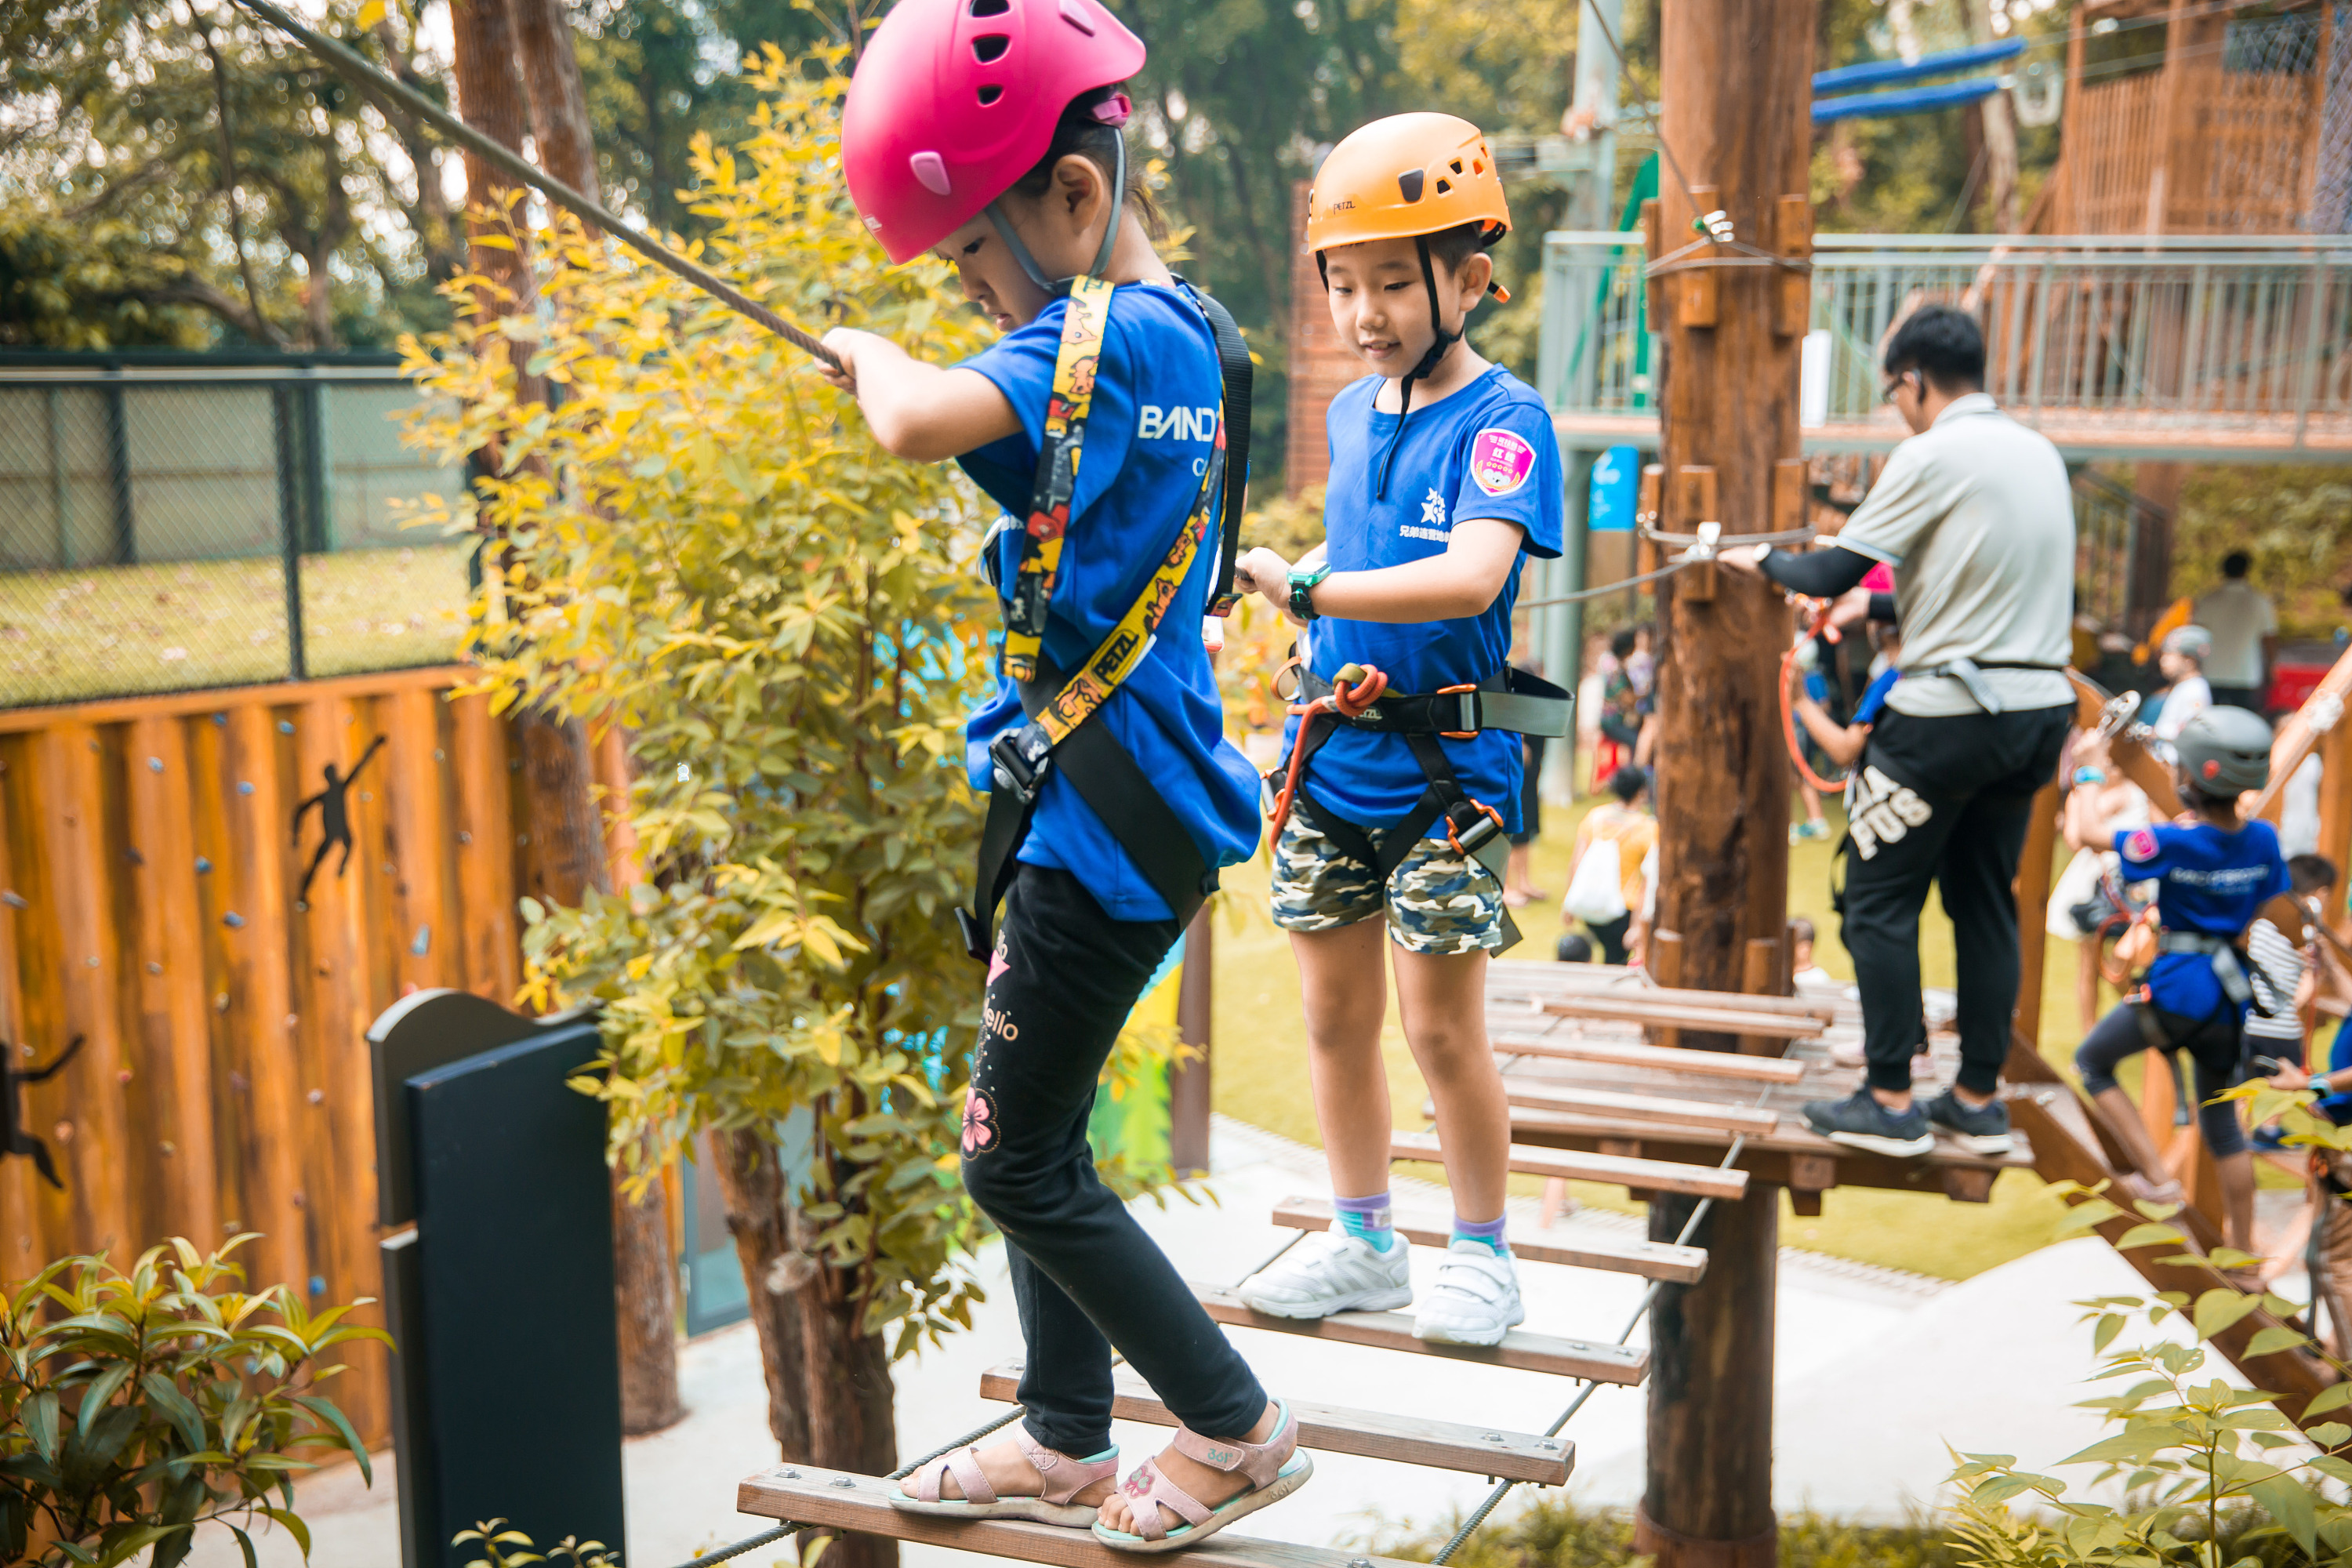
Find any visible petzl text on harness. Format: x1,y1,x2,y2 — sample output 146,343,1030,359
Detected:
959,279,1235,961
1272,664,1573,952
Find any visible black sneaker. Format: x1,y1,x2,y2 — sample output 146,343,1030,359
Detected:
1802,1087,1933,1157
1922,1089,2013,1156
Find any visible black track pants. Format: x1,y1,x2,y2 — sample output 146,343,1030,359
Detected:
963,864,1266,1457
1838,704,2072,1096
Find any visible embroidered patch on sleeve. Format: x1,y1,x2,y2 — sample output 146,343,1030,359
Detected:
2120,826,2159,865
1468,427,1537,496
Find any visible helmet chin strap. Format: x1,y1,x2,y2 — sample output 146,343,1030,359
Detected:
1373,233,1462,501
983,129,1127,299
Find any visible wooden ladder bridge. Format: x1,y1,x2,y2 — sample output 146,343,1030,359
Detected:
729,658,2352,1565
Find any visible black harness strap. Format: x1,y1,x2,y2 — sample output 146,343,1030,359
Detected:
1190,287,1252,612
1279,666,1573,954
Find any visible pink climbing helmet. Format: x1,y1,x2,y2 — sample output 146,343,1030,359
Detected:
840,0,1145,265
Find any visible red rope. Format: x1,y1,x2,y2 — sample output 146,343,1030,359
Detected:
1780,599,1849,797
1267,662,1388,837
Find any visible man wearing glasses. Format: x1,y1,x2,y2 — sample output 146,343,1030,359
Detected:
1719,304,2074,1163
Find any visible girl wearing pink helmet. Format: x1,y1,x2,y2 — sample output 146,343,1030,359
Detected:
823,0,1305,1551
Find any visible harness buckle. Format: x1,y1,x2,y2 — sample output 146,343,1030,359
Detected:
1446,800,1505,858
955,907,990,964
1436,683,1482,739
989,722,1054,803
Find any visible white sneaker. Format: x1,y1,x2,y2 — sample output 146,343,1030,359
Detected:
1238,1226,1411,1319
1413,1240,1525,1346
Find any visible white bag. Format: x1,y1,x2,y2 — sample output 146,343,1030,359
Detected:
1563,836,1629,924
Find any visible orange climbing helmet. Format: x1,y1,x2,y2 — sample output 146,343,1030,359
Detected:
1305,112,1512,257
1306,112,1515,498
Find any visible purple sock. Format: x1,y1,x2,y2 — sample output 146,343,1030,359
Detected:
1334,1192,1395,1252
1454,1213,1508,1255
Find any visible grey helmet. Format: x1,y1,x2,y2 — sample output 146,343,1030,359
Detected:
2173,705,2274,795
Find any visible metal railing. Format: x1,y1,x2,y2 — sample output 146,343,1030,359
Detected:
0,353,472,707
1537,232,2352,459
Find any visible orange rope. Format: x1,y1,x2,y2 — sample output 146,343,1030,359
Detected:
1780,599,1849,797
1267,662,1388,837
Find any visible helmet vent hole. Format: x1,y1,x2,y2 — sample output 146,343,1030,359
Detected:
971,33,1011,61
1472,158,1484,175
977,83,1004,105
1449,158,1464,174
970,0,1011,13
1435,176,1452,194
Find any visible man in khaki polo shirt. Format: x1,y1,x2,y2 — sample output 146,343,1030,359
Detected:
1722,305,2074,1161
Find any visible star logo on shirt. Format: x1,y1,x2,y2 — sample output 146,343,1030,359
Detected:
1421,488,1447,528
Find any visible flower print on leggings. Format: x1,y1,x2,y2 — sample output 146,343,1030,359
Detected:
961,1086,999,1157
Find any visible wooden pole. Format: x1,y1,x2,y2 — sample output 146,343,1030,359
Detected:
1171,906,1213,1178
1641,2,1813,1562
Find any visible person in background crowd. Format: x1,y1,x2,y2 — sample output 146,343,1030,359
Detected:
2151,624,2214,750
2064,708,2291,1255
2245,855,2338,1085
1788,622,1901,774
2045,746,2154,1034
1624,623,1656,700
1788,916,1835,991
2278,711,2324,859
1562,766,1657,966
2194,551,2279,713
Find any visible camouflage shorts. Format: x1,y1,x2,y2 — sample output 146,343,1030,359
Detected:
1269,810,1505,955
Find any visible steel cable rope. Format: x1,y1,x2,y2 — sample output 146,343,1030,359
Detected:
653,1231,1311,1568
220,0,845,372
1428,1053,1795,1565
1513,524,1821,611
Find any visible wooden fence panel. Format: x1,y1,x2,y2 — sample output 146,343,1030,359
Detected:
0,667,525,1450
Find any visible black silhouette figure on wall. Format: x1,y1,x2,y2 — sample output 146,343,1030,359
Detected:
295,736,387,903
3,1035,85,1189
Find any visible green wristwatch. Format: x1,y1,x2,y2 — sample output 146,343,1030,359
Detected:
1287,561,1333,622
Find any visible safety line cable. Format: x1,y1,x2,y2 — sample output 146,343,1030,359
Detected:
220,0,844,372
1428,1047,1794,1566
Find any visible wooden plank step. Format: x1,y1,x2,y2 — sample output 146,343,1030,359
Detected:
977,1361,1573,1484
738,1462,1421,1568
1519,994,1828,1037
1190,1283,1649,1385
1491,1031,1808,1083
1488,967,1839,1020
1503,1080,1780,1135
1270,1196,1707,1283
1390,1130,1749,1201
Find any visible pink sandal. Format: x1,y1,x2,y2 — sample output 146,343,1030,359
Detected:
888,1428,1120,1527
1091,1401,1312,1553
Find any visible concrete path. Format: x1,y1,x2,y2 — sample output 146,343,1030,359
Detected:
189,1116,2235,1567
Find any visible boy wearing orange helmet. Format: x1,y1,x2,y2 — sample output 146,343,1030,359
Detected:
1233,114,1570,1346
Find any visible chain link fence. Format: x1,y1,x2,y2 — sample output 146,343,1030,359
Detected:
0,354,474,708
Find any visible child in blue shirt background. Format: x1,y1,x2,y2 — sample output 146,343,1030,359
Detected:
2063,705,2292,1256
1225,113,1563,1350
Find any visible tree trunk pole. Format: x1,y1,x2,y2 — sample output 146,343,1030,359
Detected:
510,0,600,201
1642,2,1815,1563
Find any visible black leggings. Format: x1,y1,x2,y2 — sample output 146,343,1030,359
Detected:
1584,913,1632,967
965,865,1266,1457
2074,1003,2249,1157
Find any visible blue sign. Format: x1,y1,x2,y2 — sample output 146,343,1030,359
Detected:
1588,445,1640,532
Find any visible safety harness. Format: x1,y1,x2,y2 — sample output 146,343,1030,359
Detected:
1901,656,2069,715
956,271,1254,962
1265,661,1573,951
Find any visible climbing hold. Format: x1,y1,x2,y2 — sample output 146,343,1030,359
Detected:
147,757,164,773
147,962,162,975
0,891,26,909
309,1275,326,1295
237,781,255,795
223,911,245,929
195,857,212,874
411,924,430,956
279,720,296,735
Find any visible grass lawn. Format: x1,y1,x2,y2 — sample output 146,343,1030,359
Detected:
0,542,472,705
1207,786,2118,1283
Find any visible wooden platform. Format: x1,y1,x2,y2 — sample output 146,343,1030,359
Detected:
1190,1283,1650,1385
977,1362,1573,1484
1482,963,2032,1207
1269,1196,1708,1283
737,1463,1423,1568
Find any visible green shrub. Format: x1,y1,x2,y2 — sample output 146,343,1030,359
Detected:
0,1236,387,1567
1369,1494,1960,1568
454,1519,619,1568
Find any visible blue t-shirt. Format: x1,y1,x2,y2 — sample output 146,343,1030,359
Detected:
2115,818,2292,1018
1284,366,1564,834
956,281,1260,922
1853,667,1900,727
